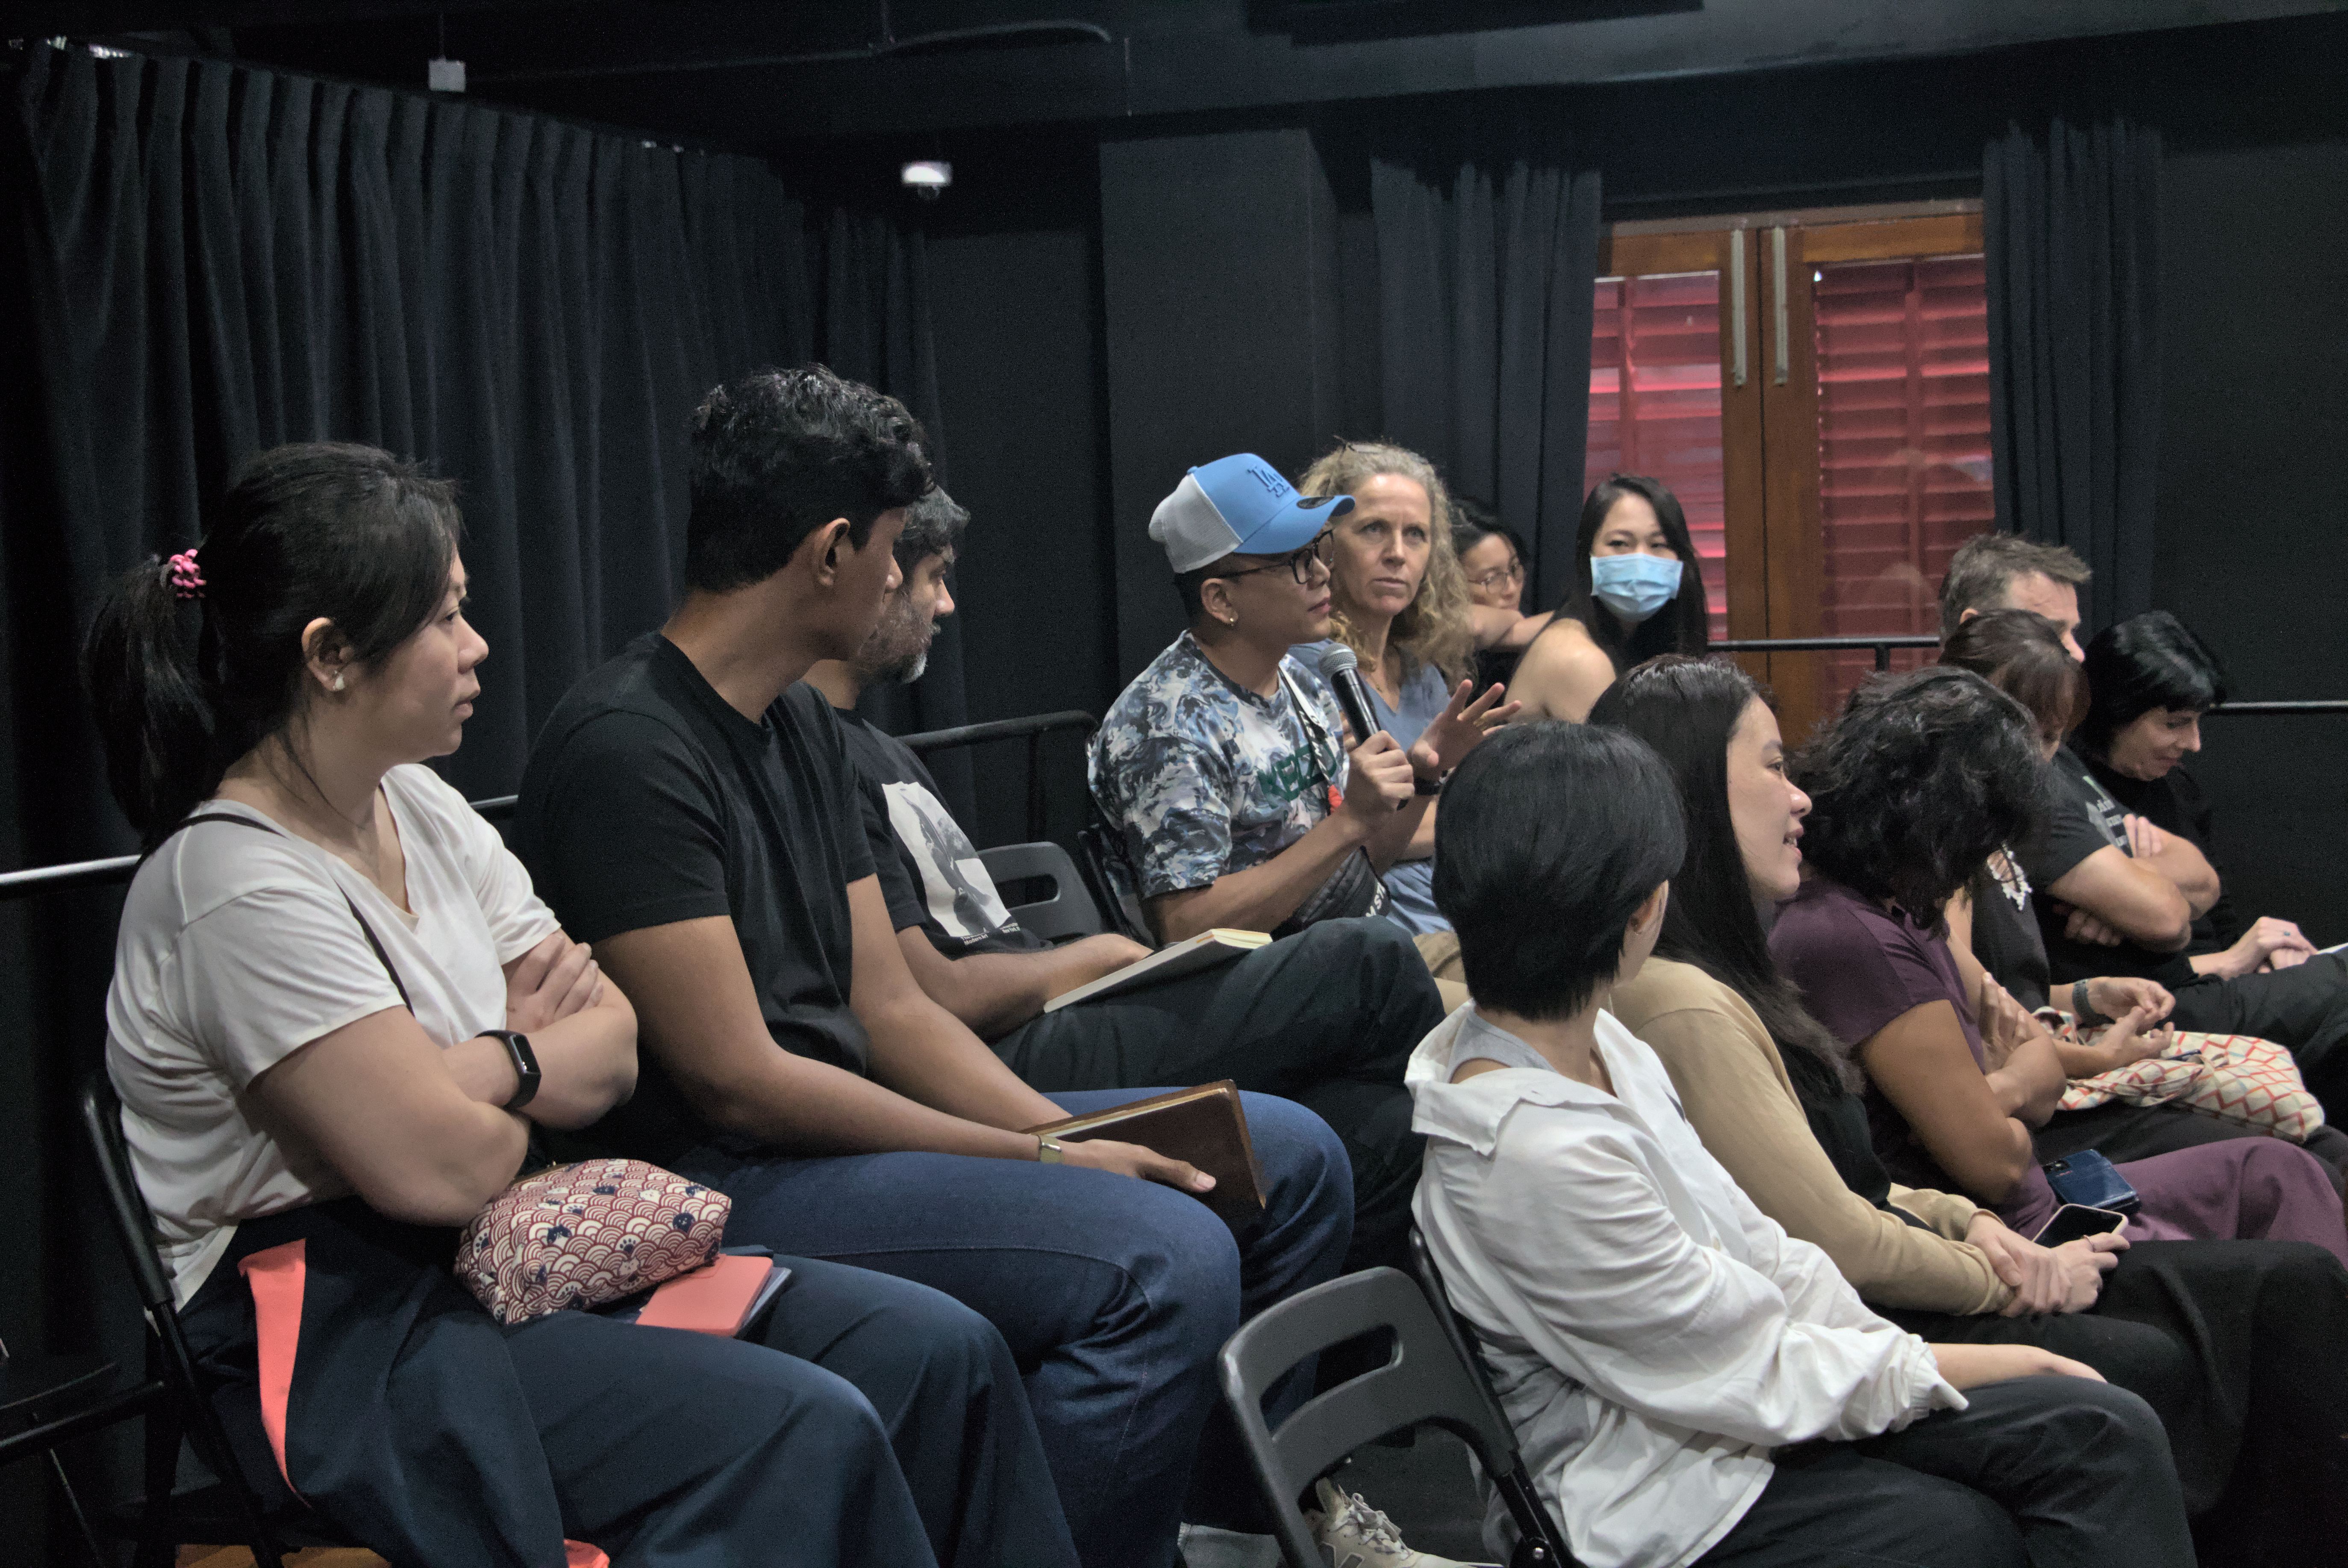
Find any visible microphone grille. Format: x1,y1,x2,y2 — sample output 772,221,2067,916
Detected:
1317,644,1359,678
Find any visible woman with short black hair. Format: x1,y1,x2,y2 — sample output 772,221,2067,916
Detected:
2077,611,2330,978
1597,655,2348,1561
1411,720,2193,1568
1768,668,2347,1258
1504,474,1710,723
89,441,1071,1567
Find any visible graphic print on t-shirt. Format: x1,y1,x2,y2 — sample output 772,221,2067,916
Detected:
883,781,1017,944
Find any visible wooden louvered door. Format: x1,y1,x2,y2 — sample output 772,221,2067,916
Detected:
1594,209,1989,744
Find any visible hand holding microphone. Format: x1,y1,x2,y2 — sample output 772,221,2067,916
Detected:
1317,646,1415,819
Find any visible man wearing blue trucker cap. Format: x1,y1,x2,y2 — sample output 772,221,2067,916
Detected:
1090,453,1509,948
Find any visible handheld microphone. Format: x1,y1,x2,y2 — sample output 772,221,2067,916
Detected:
1317,644,1380,747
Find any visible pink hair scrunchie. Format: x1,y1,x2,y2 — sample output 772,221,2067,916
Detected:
165,549,205,599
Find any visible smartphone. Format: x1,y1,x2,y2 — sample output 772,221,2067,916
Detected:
2033,1203,2130,1247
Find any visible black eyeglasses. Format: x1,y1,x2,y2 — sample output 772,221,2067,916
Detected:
1212,536,1332,587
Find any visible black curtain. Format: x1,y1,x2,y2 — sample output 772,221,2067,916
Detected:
0,45,952,1556
1984,115,2162,632
1368,131,1601,615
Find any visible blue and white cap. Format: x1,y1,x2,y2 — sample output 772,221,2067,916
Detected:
1149,453,1353,574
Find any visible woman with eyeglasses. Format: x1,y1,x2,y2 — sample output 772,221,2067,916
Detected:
1508,474,1712,723
1450,496,1552,694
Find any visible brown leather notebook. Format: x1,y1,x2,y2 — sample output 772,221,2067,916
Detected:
1026,1081,1266,1230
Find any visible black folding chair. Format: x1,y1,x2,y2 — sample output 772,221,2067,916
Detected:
977,841,1105,943
0,1335,173,1565
1076,816,1157,947
1217,1266,1579,1568
79,1071,329,1568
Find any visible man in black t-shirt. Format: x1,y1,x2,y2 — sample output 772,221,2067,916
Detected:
806,488,1442,1277
518,370,1352,1568
2020,742,2348,1114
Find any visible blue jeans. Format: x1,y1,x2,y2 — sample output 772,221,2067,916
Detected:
675,1089,1353,1568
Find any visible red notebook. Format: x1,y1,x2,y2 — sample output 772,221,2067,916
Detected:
636,1254,782,1336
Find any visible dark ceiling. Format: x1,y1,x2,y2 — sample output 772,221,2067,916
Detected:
11,0,2348,147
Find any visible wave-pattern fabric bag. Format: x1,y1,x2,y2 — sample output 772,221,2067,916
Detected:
456,1158,731,1325
2054,1027,2323,1142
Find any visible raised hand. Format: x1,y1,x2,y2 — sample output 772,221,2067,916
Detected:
1408,679,1523,783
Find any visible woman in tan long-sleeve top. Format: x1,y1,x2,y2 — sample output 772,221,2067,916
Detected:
1590,655,2348,1565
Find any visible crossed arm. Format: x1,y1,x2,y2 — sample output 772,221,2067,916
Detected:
251,930,638,1227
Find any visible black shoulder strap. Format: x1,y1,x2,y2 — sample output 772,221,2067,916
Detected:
160,812,413,1011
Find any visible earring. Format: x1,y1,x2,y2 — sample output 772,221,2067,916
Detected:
330,672,346,692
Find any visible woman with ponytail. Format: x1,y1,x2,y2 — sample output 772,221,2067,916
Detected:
91,443,1072,1568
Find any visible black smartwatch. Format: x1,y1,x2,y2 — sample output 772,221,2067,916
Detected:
481,1029,541,1110
1412,770,1445,797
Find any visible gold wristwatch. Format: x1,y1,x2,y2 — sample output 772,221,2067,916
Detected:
1036,1135,1066,1164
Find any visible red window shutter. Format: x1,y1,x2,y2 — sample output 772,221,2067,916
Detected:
1586,271,1729,642
1811,254,1993,710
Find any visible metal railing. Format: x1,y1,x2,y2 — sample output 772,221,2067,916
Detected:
0,712,1099,903
902,710,1097,843
1708,635,2344,716
1712,633,1941,670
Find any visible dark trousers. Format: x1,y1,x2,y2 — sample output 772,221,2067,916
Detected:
2167,952,2348,1114
1886,1241,2348,1565
989,915,1440,1274
676,1088,1353,1568
1696,1376,2192,1568
183,1210,1067,1568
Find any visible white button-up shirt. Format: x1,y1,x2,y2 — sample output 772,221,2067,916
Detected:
1409,1004,1960,1568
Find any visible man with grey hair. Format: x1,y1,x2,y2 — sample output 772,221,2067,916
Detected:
1939,533,2092,660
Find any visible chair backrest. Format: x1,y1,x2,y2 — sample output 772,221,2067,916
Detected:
79,1073,177,1315
1218,1266,1577,1568
79,1071,294,1565
1406,1226,1518,1440
975,841,1103,943
1075,817,1155,946
1406,1230,1581,1568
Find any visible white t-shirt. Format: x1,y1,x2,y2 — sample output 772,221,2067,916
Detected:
105,764,559,1302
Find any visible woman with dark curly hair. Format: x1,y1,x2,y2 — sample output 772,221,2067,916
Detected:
1766,668,2347,1257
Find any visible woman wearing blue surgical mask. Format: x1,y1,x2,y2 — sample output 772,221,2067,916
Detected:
1510,474,1711,722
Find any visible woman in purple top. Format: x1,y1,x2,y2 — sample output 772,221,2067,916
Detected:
1769,668,2347,1261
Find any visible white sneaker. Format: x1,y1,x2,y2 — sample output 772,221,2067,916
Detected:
1306,1478,1472,1568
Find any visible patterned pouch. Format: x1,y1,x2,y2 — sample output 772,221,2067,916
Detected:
2056,1029,2324,1142
455,1158,731,1326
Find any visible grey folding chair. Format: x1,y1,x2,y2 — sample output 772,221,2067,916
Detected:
1217,1265,1579,1568
977,840,1104,943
